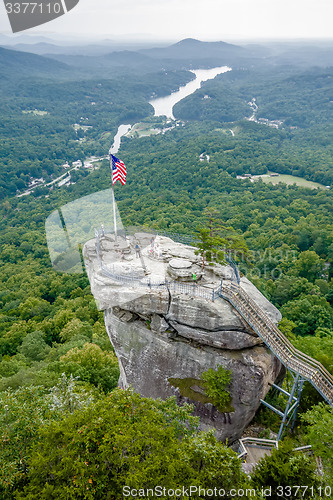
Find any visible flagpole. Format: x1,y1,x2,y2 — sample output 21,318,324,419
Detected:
112,186,117,244
110,152,118,244
109,150,126,246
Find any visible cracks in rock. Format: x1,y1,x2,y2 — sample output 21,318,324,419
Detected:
112,306,139,323
165,283,172,316
169,318,252,335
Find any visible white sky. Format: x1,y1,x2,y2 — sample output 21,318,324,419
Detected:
1,0,333,41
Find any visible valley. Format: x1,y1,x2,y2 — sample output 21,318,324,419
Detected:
0,35,332,494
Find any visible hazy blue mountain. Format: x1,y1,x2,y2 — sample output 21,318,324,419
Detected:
270,44,333,68
0,42,72,55
47,50,159,70
140,38,246,60
0,34,57,45
0,46,70,79
0,38,168,57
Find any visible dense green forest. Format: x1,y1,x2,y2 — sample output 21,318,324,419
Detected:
0,46,193,198
1,40,333,496
174,66,333,127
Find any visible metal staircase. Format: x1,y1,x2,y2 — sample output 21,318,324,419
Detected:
217,281,333,406
94,228,333,413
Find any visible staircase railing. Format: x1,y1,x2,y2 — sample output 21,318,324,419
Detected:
94,229,333,405
217,282,333,405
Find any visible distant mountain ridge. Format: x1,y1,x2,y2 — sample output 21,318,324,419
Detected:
1,38,249,78
1,36,333,69
0,41,151,57
0,46,70,78
0,38,249,78
0,38,282,83
140,38,246,58
42,50,165,75
1,38,332,84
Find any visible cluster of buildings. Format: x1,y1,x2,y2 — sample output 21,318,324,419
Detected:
236,173,279,182
16,155,106,198
62,156,105,171
16,177,46,198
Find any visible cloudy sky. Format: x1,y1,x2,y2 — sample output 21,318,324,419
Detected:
1,0,333,41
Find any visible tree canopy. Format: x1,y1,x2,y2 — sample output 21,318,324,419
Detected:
15,389,246,499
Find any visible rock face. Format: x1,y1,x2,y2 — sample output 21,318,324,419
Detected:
84,232,283,443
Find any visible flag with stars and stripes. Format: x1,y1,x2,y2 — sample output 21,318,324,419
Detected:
111,154,127,186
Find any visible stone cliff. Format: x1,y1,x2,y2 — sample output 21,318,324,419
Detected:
83,231,283,442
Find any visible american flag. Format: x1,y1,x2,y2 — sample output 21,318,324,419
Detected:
111,154,127,186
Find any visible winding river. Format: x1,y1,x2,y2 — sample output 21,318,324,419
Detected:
149,66,231,119
110,65,232,153
109,124,131,155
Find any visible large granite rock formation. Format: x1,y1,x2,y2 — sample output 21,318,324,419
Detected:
83,232,283,442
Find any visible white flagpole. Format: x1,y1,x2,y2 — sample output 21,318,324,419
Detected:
110,152,118,244
112,186,117,243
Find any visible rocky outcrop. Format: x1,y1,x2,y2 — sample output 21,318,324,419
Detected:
84,232,283,443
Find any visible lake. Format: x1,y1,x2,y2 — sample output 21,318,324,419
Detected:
149,66,232,119
109,66,232,151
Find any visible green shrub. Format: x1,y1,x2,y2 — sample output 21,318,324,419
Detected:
200,364,232,410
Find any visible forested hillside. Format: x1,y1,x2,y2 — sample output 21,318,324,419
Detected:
1,40,333,495
2,119,333,390
174,66,333,127
0,46,70,78
0,49,193,198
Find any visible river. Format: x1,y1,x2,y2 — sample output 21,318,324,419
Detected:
109,124,132,155
149,66,231,119
110,65,232,152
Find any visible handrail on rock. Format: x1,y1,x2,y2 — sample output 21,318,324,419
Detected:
217,282,333,406
94,228,333,406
